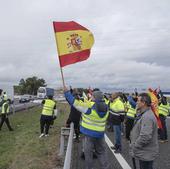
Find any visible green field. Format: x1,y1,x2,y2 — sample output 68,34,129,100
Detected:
0,103,69,169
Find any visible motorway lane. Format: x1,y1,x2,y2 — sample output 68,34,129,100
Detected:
71,118,170,169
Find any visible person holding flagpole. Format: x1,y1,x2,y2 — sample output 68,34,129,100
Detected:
64,86,110,169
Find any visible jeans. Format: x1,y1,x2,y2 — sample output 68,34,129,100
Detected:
139,160,153,169
113,125,121,149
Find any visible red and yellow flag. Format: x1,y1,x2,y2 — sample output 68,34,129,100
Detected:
148,88,162,129
53,21,94,67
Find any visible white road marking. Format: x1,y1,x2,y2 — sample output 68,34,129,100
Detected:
105,134,132,169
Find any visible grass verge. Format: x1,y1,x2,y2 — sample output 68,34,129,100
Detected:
0,102,69,169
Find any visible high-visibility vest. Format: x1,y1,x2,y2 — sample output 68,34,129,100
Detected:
109,98,125,113
159,103,170,117
2,102,9,114
126,102,136,118
42,99,56,116
81,103,109,132
3,94,7,101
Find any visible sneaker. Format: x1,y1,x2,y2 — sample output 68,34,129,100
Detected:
111,146,117,150
93,152,98,159
114,149,121,154
45,134,49,137
39,133,45,138
159,140,167,143
80,152,85,160
74,138,80,143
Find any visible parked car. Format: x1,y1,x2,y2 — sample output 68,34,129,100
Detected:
19,95,32,103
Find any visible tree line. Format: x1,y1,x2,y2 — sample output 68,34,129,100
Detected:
14,76,46,95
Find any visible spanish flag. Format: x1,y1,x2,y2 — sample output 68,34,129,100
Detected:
53,21,94,67
148,88,162,129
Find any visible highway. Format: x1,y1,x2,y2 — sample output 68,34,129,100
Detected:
71,118,170,169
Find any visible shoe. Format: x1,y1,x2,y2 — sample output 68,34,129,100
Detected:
114,149,121,154
39,133,45,138
111,146,117,150
74,138,80,143
9,128,14,131
45,134,49,137
93,152,98,159
159,140,167,143
80,152,85,160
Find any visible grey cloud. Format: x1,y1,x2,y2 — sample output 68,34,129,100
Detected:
0,0,170,92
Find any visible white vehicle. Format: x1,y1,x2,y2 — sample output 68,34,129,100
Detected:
37,87,54,99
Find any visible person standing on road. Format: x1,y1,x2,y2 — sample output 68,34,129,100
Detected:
39,95,56,138
0,89,3,106
158,96,170,143
109,93,125,153
64,86,110,169
125,95,137,140
130,93,159,169
66,89,81,142
0,99,13,131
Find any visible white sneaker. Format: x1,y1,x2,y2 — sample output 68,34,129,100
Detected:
39,133,45,138
45,134,49,137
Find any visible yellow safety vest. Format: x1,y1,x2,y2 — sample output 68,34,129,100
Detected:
109,98,125,113
42,99,56,116
3,94,7,101
81,104,109,132
159,103,170,117
126,102,136,118
2,102,9,114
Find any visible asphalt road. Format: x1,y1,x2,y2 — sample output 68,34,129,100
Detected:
71,118,170,169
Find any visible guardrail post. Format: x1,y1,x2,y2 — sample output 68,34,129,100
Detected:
59,126,71,156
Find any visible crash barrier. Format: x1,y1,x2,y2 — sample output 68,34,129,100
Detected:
12,102,40,113
0,102,41,115
59,123,74,169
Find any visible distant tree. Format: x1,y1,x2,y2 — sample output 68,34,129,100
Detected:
18,76,46,95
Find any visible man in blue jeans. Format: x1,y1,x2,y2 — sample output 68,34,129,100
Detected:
109,93,125,153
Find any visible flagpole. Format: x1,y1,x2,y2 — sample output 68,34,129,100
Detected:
53,22,66,88
60,66,66,88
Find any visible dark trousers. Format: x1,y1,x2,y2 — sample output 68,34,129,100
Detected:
84,135,110,169
74,122,80,139
125,117,134,140
158,115,167,140
0,114,13,130
139,160,153,169
40,115,53,134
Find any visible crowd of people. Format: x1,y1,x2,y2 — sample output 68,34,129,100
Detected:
64,86,170,169
0,86,170,169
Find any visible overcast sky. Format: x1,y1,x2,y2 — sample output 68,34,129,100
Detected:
0,0,170,93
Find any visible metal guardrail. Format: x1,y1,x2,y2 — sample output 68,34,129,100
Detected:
59,123,74,169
